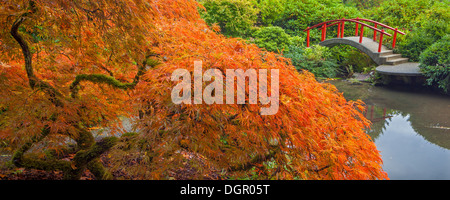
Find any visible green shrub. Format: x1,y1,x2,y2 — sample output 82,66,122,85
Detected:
397,19,449,62
343,0,384,9
396,31,436,62
255,0,286,26
284,45,340,78
419,36,450,93
415,1,450,29
367,0,434,29
289,35,304,47
252,26,293,52
271,0,362,37
328,45,376,74
364,0,449,50
199,0,259,37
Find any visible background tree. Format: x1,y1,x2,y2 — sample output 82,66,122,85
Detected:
419,36,450,93
199,0,260,37
252,26,297,53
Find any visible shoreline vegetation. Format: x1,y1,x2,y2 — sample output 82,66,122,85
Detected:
199,0,449,93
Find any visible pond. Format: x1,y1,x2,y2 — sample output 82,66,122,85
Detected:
329,80,450,180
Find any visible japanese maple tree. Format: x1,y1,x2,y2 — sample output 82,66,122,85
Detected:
0,0,159,179
0,0,388,180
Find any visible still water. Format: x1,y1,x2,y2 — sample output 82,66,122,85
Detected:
330,80,450,180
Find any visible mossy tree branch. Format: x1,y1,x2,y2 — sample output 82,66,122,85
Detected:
12,125,50,167
12,127,118,180
10,6,34,88
67,137,118,180
69,54,157,98
87,158,114,180
10,1,64,107
70,74,138,98
12,125,72,172
73,137,118,166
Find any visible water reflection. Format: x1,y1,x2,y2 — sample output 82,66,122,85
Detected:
329,80,450,179
375,114,450,180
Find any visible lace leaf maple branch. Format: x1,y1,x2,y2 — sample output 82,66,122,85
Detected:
10,1,64,107
11,125,72,171
70,55,158,98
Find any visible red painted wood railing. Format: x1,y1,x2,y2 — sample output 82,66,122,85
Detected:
303,18,406,52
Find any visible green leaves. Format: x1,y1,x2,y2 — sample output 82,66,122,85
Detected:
419,36,450,93
269,0,361,36
199,0,259,37
252,26,293,53
284,45,340,78
372,0,448,92
368,0,435,29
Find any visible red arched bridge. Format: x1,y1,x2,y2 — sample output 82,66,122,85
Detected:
304,18,422,77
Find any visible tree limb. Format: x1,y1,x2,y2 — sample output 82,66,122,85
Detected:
12,125,72,172
12,125,51,166
69,54,157,98
10,16,35,88
70,73,138,98
68,137,118,179
73,137,118,166
10,1,64,107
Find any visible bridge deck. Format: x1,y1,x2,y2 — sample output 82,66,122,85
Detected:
343,36,390,53
376,62,422,76
320,36,391,55
319,37,423,77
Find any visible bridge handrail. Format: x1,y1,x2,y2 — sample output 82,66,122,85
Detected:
302,18,404,51
350,18,406,35
303,19,391,37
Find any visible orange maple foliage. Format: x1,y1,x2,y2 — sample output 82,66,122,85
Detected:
0,0,388,180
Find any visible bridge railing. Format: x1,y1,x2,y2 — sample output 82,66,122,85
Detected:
303,18,406,52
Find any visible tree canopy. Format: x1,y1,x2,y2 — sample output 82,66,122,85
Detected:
0,0,387,180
